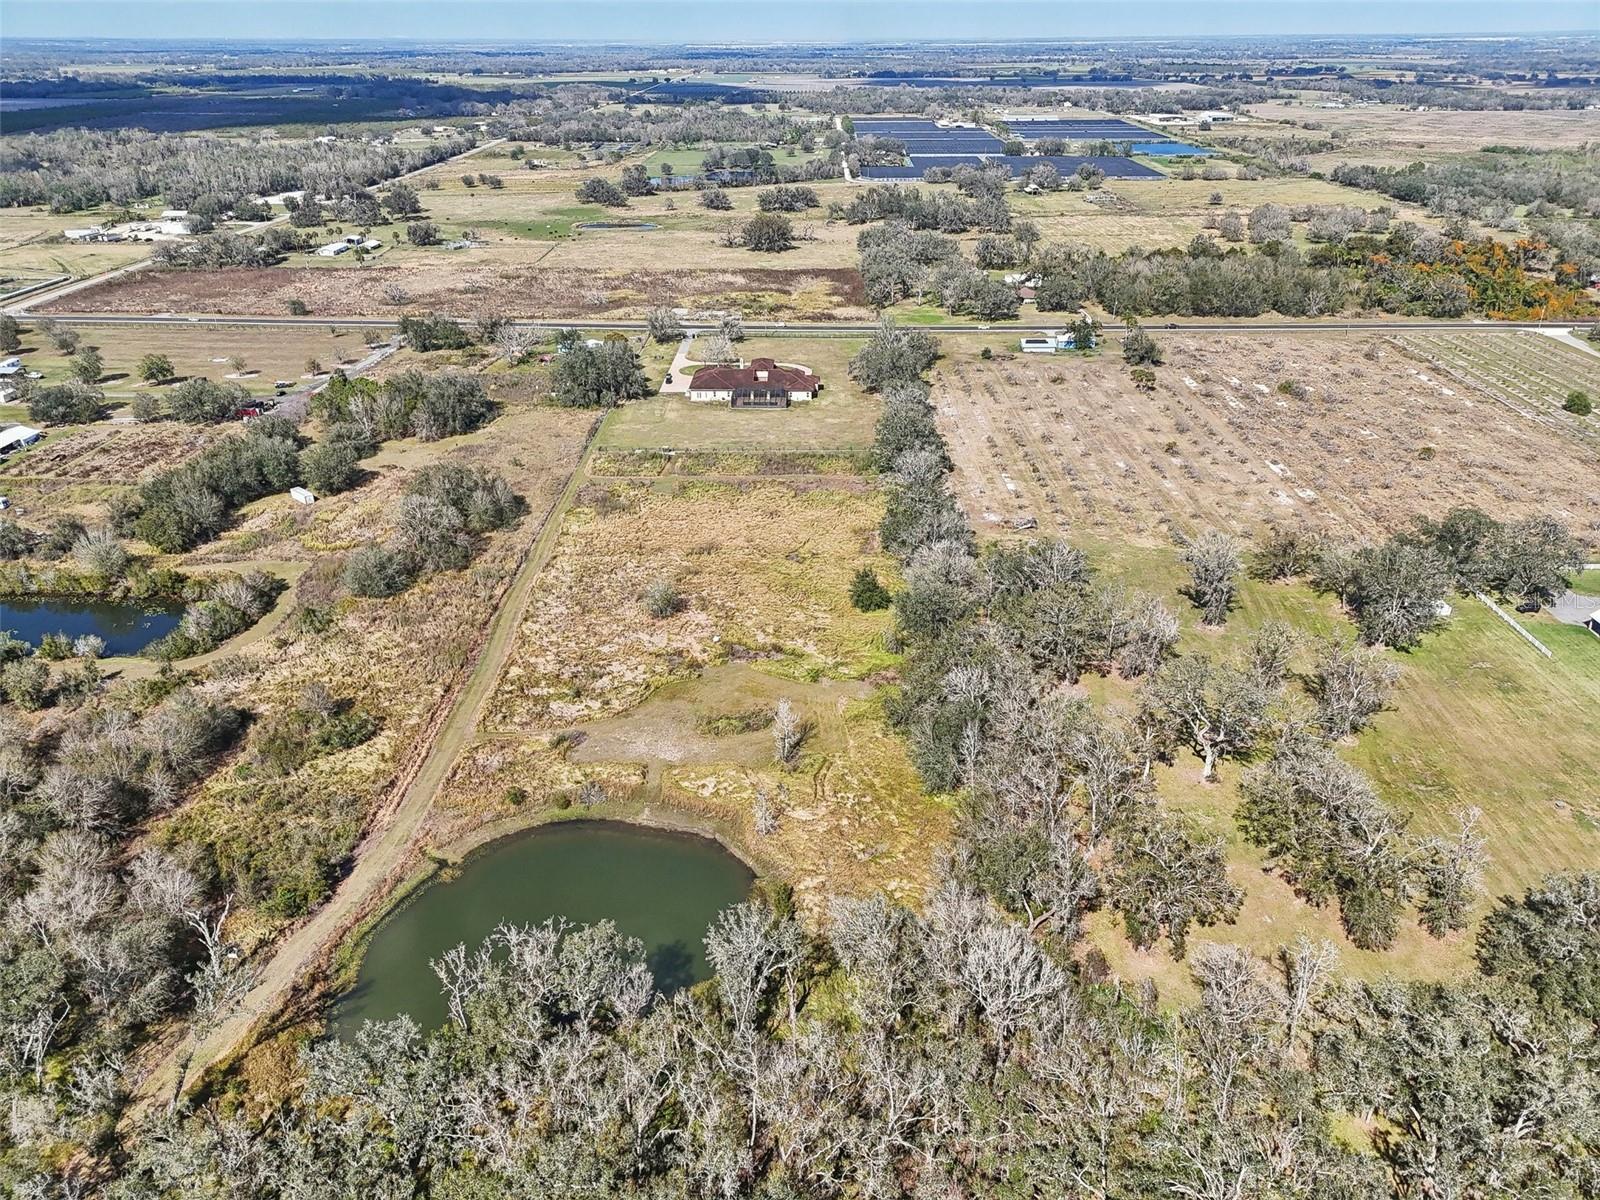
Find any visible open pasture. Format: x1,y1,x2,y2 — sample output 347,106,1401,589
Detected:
473,476,945,912
390,166,864,272
485,480,895,733
931,333,1600,543
1011,172,1447,252
16,321,390,400
0,204,154,280
1244,100,1600,168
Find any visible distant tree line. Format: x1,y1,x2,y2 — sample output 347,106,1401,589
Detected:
0,127,475,213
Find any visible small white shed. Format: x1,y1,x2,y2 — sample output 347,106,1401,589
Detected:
289,487,317,505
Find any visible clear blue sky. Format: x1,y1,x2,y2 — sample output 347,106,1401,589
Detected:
1,1,1595,41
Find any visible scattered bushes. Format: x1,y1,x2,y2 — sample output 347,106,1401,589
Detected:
344,462,524,598
757,185,818,212
149,570,284,660
398,312,472,352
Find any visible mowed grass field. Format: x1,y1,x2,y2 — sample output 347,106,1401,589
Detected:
0,205,154,280
1069,536,1600,999
598,337,877,453
634,141,829,177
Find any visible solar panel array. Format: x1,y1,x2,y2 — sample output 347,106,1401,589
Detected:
859,155,1163,180
1005,118,1156,140
851,120,1164,180
852,118,1182,179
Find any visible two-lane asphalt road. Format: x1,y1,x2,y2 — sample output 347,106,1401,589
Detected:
5,313,1587,338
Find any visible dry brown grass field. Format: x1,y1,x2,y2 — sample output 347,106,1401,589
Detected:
162,401,596,943
17,323,395,399
444,469,951,912
485,479,897,733
931,332,1600,544
370,164,864,272
1023,174,1449,252
42,261,869,321
1244,100,1600,169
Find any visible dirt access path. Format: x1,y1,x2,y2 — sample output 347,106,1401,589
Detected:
136,416,600,1112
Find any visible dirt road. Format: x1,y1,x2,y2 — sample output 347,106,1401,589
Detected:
136,416,600,1110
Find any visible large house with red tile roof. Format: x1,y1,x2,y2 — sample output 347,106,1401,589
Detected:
686,358,821,408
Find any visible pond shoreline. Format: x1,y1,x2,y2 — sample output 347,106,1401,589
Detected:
328,799,769,999
328,813,757,1033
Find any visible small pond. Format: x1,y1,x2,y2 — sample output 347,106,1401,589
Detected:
333,820,753,1035
0,596,184,656
575,220,659,231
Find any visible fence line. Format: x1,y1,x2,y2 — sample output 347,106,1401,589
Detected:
1474,592,1553,659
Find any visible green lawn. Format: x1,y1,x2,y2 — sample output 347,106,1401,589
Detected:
1070,540,1600,993
598,337,877,454
468,204,611,241
636,142,827,178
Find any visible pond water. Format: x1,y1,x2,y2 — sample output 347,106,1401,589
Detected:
0,596,184,656
333,821,753,1035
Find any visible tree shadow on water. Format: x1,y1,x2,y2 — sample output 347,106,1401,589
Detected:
647,940,696,994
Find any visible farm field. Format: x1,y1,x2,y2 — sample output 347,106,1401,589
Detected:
1242,100,1600,168
39,260,870,321
930,332,1600,544
0,421,217,486
1390,330,1600,448
0,204,155,280
597,336,877,453
11,322,395,402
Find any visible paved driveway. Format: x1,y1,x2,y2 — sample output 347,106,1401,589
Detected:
661,336,696,393
1551,590,1600,625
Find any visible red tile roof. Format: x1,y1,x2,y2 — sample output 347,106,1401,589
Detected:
689,357,820,394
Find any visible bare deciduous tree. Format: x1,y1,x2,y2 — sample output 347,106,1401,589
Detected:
773,699,805,767
1311,636,1402,739
1142,654,1279,782
1180,530,1243,626
1413,806,1487,938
